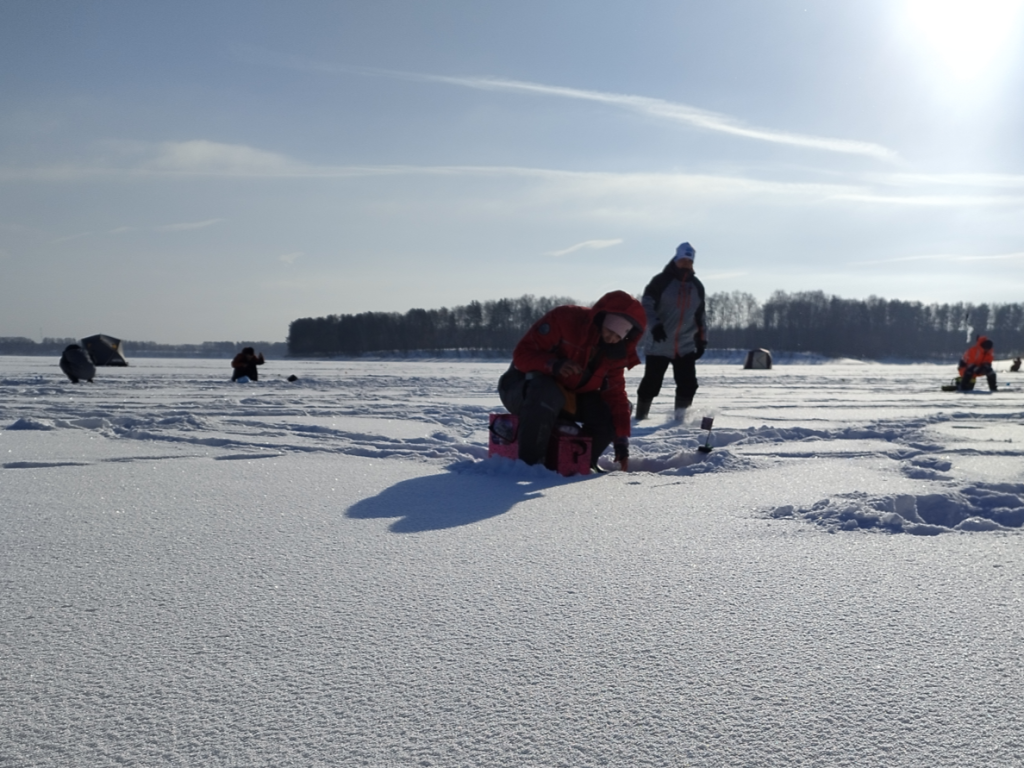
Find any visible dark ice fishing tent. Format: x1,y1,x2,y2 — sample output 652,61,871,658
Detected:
82,334,128,366
743,348,772,369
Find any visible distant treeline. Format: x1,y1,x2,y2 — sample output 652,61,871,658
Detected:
288,291,1024,360
127,341,289,359
0,337,288,359
708,291,1024,360
288,295,576,356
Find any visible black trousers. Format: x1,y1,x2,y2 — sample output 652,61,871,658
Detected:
960,364,997,391
498,366,615,465
637,353,698,408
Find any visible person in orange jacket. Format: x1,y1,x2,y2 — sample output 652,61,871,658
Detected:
498,290,646,471
958,336,996,391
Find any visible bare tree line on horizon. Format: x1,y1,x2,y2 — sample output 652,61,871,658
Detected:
5,291,1020,362
287,291,1024,361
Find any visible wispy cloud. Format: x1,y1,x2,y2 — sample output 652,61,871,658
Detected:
279,251,302,264
233,48,899,161
702,270,749,280
860,250,1024,266
155,218,223,232
876,173,1024,189
9,141,1024,213
47,218,221,243
548,238,624,257
51,231,93,244
829,192,1024,207
418,74,899,161
953,251,1024,262
149,141,294,176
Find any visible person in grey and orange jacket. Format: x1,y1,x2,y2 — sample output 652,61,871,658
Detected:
635,242,707,421
498,290,646,471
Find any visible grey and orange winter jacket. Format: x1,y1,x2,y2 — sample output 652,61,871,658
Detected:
641,260,707,359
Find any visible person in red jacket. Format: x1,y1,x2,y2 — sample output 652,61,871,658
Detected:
498,290,646,471
958,336,996,391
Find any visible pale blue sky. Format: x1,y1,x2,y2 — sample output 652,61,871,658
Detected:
2,0,1023,342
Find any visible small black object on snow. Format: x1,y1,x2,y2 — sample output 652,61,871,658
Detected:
698,415,715,453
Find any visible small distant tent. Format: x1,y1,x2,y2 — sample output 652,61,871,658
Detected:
82,334,128,366
743,348,773,369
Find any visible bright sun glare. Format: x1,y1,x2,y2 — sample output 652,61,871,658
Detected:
903,0,1024,83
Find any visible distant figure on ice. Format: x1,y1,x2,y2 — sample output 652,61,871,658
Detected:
635,241,707,421
958,336,997,391
59,344,96,383
1011,357,1021,373
231,347,265,381
498,291,646,471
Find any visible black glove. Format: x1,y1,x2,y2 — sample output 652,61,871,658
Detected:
694,338,706,360
613,438,629,469
651,324,667,343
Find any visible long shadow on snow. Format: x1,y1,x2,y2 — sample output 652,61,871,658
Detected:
346,463,581,533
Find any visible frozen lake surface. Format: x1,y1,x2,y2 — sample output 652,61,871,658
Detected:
2,355,1023,767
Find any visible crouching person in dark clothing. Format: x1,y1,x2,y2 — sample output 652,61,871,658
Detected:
497,291,646,471
60,344,96,383
231,347,265,381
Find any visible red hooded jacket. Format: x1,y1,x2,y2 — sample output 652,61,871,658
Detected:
511,291,646,439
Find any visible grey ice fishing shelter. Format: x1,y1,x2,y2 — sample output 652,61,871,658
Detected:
82,334,128,366
743,348,773,369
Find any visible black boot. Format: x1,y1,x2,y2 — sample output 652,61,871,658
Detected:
987,372,998,391
635,398,652,421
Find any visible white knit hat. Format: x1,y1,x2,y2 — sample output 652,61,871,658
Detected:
674,242,696,262
603,313,634,339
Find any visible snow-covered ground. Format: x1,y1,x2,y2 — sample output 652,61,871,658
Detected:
2,354,1023,767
